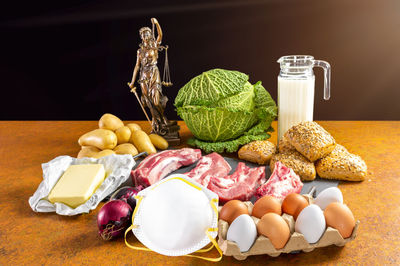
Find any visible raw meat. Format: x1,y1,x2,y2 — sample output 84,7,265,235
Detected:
256,161,303,200
184,152,231,187
131,148,202,187
208,162,266,202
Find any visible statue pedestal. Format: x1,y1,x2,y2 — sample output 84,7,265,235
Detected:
151,121,181,146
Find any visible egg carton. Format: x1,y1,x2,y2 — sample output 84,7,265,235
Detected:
217,196,359,260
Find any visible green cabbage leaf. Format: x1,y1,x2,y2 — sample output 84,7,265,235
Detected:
174,69,249,107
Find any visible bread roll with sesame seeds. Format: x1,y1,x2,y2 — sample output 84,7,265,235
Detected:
238,140,276,165
285,121,336,162
270,151,316,181
315,144,367,181
278,135,296,153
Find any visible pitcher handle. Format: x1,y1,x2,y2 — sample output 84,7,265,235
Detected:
313,60,331,100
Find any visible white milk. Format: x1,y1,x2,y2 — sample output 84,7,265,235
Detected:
277,76,315,141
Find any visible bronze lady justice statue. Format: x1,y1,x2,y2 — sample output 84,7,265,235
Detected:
127,18,180,145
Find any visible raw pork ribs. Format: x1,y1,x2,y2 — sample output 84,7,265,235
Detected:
256,161,303,200
208,162,266,202
131,148,202,187
184,152,231,187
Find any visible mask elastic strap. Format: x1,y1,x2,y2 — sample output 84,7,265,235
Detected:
132,195,143,219
125,226,222,261
124,223,152,251
183,227,222,262
152,176,202,191
184,198,222,261
125,195,153,252
195,198,219,253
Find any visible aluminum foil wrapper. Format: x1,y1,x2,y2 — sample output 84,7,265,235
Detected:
29,154,135,216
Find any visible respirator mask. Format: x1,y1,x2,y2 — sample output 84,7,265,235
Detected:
125,174,221,261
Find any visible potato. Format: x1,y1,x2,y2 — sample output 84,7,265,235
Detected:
99,113,124,131
126,123,142,133
149,134,168,150
92,149,115,159
115,126,131,144
113,143,138,156
77,146,101,158
131,130,157,155
78,129,118,150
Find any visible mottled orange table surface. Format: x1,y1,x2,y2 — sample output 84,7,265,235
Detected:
0,121,399,265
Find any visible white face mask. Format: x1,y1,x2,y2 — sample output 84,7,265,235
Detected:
125,174,221,261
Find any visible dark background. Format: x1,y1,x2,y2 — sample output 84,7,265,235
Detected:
1,0,399,121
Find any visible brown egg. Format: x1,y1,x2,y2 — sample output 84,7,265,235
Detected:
252,195,282,218
219,200,249,224
324,202,356,239
282,193,309,220
257,213,290,249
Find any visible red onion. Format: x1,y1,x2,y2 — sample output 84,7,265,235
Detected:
110,186,142,210
97,200,132,240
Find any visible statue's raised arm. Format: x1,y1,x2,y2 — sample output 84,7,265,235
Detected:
151,18,162,45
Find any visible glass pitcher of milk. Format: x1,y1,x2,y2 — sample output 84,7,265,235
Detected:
277,55,331,142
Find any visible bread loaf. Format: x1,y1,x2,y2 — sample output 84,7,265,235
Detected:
270,151,316,181
278,135,296,153
285,121,336,162
238,140,276,165
315,144,367,181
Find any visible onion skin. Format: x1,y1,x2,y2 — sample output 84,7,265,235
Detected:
110,186,142,210
97,200,132,240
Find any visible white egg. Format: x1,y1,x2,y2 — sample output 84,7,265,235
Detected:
314,187,343,210
295,204,326,244
227,214,257,252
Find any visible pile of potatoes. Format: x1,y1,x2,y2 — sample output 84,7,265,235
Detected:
77,113,168,159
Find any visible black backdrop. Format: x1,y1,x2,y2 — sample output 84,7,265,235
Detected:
1,0,400,120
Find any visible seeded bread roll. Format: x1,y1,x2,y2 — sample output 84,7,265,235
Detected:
270,151,316,181
278,135,296,153
285,121,336,162
315,144,367,181
238,140,276,165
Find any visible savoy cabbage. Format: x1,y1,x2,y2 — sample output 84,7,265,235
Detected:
175,69,277,153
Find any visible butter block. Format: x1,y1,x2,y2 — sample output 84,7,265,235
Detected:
48,164,106,208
